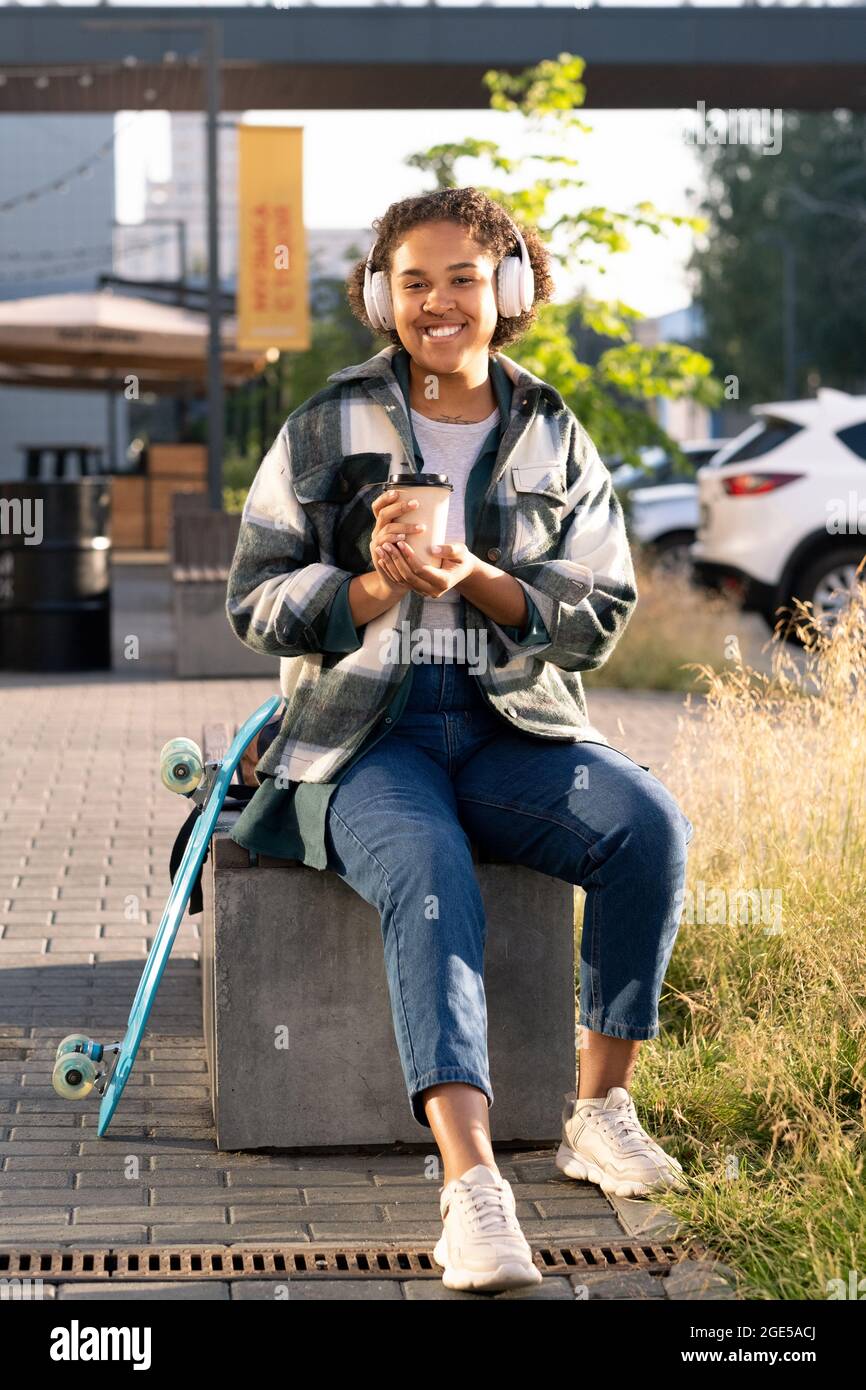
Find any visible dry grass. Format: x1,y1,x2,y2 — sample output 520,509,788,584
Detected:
584,550,748,691
625,584,866,1299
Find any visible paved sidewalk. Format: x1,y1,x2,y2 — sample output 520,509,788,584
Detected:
0,569,731,1298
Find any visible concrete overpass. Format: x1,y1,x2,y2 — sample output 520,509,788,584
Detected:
1,4,866,113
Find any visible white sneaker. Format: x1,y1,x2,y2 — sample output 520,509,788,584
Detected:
432,1163,542,1292
555,1086,687,1198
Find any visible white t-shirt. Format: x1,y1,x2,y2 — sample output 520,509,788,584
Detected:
409,405,500,636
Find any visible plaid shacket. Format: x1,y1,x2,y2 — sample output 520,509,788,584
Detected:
225,343,638,865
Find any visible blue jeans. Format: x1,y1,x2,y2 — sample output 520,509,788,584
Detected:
323,657,693,1130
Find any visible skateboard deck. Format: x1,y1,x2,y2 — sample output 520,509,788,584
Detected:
52,694,282,1137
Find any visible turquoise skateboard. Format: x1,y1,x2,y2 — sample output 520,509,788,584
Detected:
51,694,282,1137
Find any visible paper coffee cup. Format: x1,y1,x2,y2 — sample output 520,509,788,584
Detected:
385,471,453,567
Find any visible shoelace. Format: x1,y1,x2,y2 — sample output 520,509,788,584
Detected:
448,1181,520,1236
584,1103,665,1154
585,1104,681,1174
594,1106,649,1147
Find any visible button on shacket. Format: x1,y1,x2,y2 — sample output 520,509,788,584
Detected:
224,343,638,870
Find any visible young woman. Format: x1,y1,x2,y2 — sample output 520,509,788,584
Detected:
226,186,693,1293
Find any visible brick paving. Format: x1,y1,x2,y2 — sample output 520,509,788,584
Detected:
0,560,736,1300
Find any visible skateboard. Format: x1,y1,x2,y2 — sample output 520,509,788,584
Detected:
51,694,283,1137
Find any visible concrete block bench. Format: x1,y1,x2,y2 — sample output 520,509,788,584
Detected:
200,735,578,1152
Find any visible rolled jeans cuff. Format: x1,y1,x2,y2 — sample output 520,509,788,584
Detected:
578,1012,661,1042
409,1067,494,1129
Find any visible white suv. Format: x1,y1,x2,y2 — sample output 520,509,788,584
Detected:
692,388,866,632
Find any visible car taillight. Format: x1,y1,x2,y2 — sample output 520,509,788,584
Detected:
722,472,804,497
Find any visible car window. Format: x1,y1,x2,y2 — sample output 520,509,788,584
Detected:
685,447,723,469
836,422,866,460
722,417,803,464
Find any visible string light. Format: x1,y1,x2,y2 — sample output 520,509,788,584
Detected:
0,230,182,265
0,45,218,213
0,262,178,285
0,266,184,289
0,111,147,215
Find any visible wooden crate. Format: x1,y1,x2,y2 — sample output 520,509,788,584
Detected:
110,475,148,549
149,444,207,479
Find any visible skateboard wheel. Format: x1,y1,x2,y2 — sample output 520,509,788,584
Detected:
52,1053,97,1099
159,737,204,794
56,1032,92,1060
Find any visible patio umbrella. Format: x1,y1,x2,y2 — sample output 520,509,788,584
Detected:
0,289,270,386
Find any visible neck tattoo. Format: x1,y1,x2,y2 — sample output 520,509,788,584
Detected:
424,412,476,425
411,393,496,426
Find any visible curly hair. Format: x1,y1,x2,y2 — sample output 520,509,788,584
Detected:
345,186,554,353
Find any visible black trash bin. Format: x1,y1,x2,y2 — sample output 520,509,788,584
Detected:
0,479,112,671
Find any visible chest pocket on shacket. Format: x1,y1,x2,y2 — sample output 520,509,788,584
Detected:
510,460,567,564
292,451,393,570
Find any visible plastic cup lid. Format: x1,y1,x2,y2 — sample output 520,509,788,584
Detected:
386,470,453,490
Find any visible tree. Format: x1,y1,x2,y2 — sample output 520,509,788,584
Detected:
689,109,866,404
404,51,721,464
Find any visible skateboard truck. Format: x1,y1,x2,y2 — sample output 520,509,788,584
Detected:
52,1035,122,1100
163,736,230,812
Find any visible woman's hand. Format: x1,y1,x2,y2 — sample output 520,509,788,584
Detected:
368,489,425,598
373,537,479,599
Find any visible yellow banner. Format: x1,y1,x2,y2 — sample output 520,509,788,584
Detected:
237,126,309,352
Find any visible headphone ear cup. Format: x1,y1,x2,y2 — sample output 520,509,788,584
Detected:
497,255,524,318
370,270,394,331
363,263,392,332
497,252,534,318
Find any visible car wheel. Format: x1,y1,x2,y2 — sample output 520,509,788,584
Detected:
785,545,866,637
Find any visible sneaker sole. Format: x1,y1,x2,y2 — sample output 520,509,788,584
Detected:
433,1231,542,1292
555,1141,685,1198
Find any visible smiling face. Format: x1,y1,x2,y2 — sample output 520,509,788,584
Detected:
389,220,500,373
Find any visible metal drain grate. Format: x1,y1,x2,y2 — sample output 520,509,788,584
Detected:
0,1240,704,1281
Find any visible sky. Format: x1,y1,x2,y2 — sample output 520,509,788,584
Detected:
115,103,707,320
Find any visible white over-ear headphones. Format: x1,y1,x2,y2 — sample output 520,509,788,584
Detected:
362,217,535,333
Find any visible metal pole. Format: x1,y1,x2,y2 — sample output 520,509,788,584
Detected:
205,20,224,511
176,219,190,439
106,389,117,473
176,219,188,309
